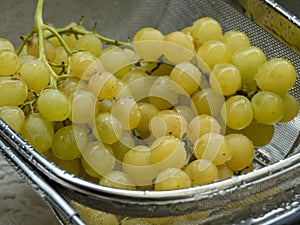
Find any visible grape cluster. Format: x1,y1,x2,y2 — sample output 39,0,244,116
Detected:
0,0,298,194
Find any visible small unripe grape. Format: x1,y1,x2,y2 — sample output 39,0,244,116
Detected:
20,113,54,153
0,76,28,106
37,89,71,121
197,40,231,69
0,49,20,76
27,36,56,62
191,17,222,49
133,27,164,61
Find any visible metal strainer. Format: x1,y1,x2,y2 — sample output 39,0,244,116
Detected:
0,0,299,224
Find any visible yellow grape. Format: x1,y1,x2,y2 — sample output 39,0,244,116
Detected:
174,105,197,124
51,46,68,74
279,93,299,123
75,34,102,57
221,30,250,52
0,49,20,76
99,170,136,190
136,101,160,133
0,38,15,51
217,164,234,180
27,36,56,61
0,106,25,132
81,157,101,178
154,168,191,190
112,131,135,162
52,157,81,176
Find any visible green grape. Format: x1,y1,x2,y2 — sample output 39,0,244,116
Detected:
100,47,132,78
191,17,222,49
154,168,191,190
210,63,241,96
174,105,197,124
193,133,232,166
149,110,187,139
0,49,20,76
100,170,136,190
221,95,253,130
251,90,285,124
150,136,186,172
20,113,54,153
0,106,25,132
133,27,164,61
17,59,50,93
112,131,135,161
69,90,99,123
217,164,234,180
183,159,218,186
231,46,267,81
124,76,154,102
18,54,37,65
163,31,195,64
197,40,231,69
221,30,250,52
81,156,101,178
27,36,56,62
62,33,77,49
116,80,133,98
51,46,68,74
225,133,254,172
181,26,192,35
136,102,160,133
81,141,116,177
51,125,87,160
169,61,202,95
279,93,299,123
191,88,225,117
254,58,297,94
242,120,274,147
0,38,15,51
75,34,102,57
111,96,141,130
186,114,222,144
93,112,123,144
37,89,71,121
52,156,81,176
70,51,104,80
121,69,147,84
0,76,28,106
88,71,120,100
98,99,113,113
122,145,158,186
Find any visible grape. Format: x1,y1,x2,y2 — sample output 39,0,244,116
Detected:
133,27,164,61
93,112,123,144
27,35,56,62
150,136,186,172
0,49,20,76
58,77,83,96
186,114,222,144
251,90,285,124
51,46,68,74
197,40,231,69
174,105,197,124
217,164,234,180
221,30,250,52
169,61,202,95
136,102,160,133
0,76,28,106
70,51,104,80
122,145,158,186
17,59,50,93
163,31,195,64
37,89,71,121
81,141,115,177
183,159,218,186
51,125,87,160
20,113,54,153
242,120,274,147
52,157,81,176
221,95,253,130
111,96,141,130
149,110,188,139
279,93,299,123
88,71,120,100
69,90,99,123
75,34,102,57
191,17,222,50
210,63,241,96
98,99,113,113
124,76,154,102
0,38,15,51
254,58,297,94
192,88,224,116
0,106,25,132
121,69,147,84
62,33,77,49
193,133,232,166
112,131,135,161
81,156,101,178
231,46,267,81
100,170,136,190
100,47,132,78
225,133,254,172
154,168,191,190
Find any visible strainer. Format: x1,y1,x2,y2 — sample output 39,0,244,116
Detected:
0,0,299,224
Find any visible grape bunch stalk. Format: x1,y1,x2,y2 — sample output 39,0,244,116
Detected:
0,0,299,197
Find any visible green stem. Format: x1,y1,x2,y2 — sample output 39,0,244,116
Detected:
16,29,34,55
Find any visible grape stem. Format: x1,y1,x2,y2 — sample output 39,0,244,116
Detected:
16,29,34,55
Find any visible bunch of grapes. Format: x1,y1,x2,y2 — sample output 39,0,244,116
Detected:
0,0,298,194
